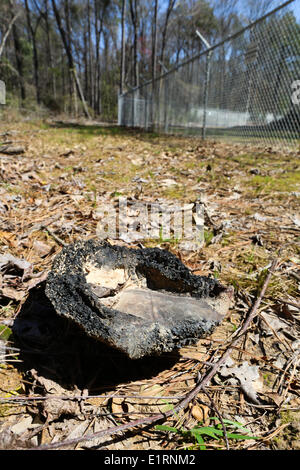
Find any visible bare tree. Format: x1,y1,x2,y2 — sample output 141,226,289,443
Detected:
129,0,139,87
0,11,20,60
51,0,91,118
152,0,158,82
7,0,27,101
120,0,126,94
24,0,42,103
43,0,57,99
159,0,176,72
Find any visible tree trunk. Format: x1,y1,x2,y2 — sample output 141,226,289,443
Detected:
0,11,20,60
152,0,158,83
129,0,138,87
24,0,41,104
10,4,26,101
87,0,94,110
51,0,91,119
63,0,73,113
160,0,176,72
94,0,102,115
44,0,56,99
83,22,88,99
120,0,126,95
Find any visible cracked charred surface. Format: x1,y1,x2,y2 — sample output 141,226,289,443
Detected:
45,239,233,359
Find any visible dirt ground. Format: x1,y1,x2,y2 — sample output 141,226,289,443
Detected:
0,120,299,450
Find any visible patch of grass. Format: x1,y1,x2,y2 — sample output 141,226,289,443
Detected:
161,185,186,200
110,191,123,198
157,226,180,245
262,371,275,388
48,123,128,138
204,229,214,246
155,418,258,450
0,183,22,195
247,172,300,194
273,411,300,450
183,161,197,170
0,325,12,342
147,170,155,179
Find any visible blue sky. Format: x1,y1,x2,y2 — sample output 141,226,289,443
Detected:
291,0,300,21
171,1,300,23
160,0,300,23
234,0,300,22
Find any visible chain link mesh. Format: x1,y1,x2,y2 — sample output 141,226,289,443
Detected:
118,2,300,149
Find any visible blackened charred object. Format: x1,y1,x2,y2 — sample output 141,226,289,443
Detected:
45,239,233,359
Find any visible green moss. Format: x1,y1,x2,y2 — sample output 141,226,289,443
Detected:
262,371,275,387
273,411,300,450
162,185,186,200
247,172,300,194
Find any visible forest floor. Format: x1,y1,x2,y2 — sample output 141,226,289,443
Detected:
0,119,299,451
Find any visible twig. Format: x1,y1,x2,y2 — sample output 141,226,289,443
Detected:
40,225,67,247
277,350,300,398
0,145,25,155
279,299,300,310
258,311,292,352
280,354,300,407
202,388,230,450
280,227,300,233
32,258,278,450
289,271,300,282
0,394,184,403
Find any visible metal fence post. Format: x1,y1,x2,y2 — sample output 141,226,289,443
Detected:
118,94,122,125
164,76,169,133
202,50,212,140
151,81,156,131
196,30,212,140
132,89,136,127
0,80,5,105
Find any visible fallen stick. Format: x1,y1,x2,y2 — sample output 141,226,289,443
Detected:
40,225,67,247
0,145,25,155
289,271,300,282
33,258,278,450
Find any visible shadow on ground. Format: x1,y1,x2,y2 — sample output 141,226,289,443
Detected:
12,284,179,393
47,120,164,142
47,119,300,146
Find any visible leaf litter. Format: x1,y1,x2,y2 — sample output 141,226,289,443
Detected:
0,121,299,450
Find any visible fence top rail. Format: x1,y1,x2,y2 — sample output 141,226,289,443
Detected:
120,0,296,98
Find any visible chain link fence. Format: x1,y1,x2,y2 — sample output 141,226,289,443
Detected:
118,0,300,149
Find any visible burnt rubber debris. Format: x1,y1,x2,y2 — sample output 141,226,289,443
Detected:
45,240,233,359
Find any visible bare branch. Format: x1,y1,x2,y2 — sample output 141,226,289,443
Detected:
0,11,20,60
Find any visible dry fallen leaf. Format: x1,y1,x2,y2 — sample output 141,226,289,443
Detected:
32,240,52,257
190,403,210,425
111,397,135,420
219,357,263,404
263,392,285,407
111,397,125,415
0,231,17,248
28,369,82,422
